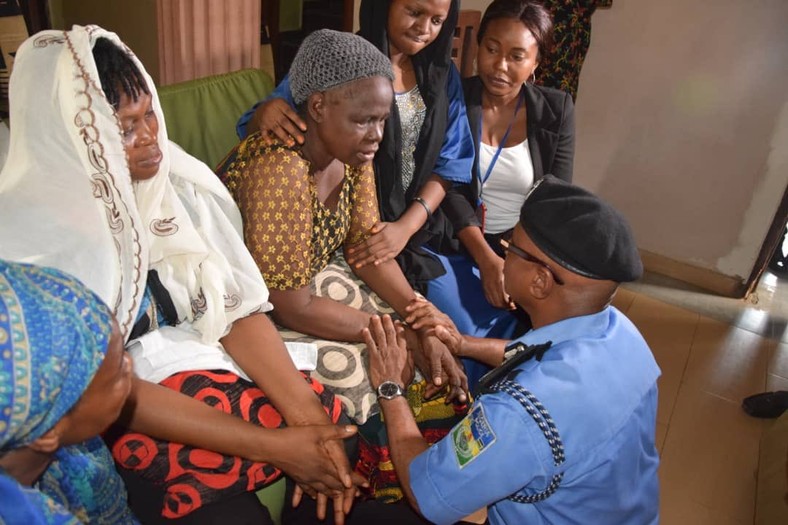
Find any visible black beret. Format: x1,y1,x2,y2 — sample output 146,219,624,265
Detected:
519,175,643,282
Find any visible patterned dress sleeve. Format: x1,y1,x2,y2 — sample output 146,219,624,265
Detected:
224,139,313,290
344,163,380,247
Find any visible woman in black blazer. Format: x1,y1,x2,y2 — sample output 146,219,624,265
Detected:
425,0,576,387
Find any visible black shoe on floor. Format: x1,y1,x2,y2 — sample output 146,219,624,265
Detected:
769,256,788,277
741,391,788,418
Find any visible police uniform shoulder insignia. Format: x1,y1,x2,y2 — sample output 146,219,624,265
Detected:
475,340,553,396
452,403,497,469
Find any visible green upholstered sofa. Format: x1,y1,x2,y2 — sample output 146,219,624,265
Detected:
158,68,287,523
157,68,272,169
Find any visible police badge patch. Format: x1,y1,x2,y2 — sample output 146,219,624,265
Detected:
452,403,496,468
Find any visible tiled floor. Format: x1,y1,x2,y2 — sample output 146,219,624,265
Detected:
613,270,788,524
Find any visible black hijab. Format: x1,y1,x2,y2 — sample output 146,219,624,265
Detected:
358,0,460,287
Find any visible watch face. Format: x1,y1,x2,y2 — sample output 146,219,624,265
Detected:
378,381,402,399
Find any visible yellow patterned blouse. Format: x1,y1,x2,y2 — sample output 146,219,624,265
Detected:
219,135,379,290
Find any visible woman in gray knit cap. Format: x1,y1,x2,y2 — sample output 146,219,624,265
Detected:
218,29,467,521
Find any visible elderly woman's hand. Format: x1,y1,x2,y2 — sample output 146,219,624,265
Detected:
404,297,465,355
249,97,306,146
414,331,469,404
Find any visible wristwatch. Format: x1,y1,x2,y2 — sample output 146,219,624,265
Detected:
376,380,405,400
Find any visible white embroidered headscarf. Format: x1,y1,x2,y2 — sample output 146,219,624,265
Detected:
0,26,270,343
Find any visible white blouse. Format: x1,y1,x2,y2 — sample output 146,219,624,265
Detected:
479,138,534,234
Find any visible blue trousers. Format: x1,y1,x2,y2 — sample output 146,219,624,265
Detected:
425,250,521,388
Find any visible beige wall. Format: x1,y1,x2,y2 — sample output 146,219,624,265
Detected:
460,0,491,12
460,0,788,283
577,0,788,281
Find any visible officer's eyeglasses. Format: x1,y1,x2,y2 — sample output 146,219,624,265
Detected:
500,238,565,286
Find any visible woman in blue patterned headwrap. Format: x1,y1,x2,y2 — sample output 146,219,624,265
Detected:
0,259,135,524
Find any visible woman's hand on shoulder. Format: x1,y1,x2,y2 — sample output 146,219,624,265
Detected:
250,97,307,146
345,221,410,269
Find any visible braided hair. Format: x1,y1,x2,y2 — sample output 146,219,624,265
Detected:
92,37,149,110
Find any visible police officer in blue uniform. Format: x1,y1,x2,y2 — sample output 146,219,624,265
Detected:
364,175,660,525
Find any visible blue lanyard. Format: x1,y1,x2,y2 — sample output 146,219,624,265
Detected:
476,89,525,206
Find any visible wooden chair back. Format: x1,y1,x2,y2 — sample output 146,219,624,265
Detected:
452,9,481,78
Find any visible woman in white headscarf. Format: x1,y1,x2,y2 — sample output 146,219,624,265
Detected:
0,26,360,524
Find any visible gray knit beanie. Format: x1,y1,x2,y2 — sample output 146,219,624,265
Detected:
289,29,394,105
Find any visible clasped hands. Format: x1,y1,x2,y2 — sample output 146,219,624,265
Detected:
365,300,469,404
287,301,467,524
282,425,366,525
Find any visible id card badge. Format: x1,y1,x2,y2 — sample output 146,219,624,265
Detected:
476,201,487,232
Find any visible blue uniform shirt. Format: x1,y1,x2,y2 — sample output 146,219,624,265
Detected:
409,306,661,525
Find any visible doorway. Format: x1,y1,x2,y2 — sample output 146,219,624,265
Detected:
744,186,788,298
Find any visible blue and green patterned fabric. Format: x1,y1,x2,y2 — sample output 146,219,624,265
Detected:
0,259,136,524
